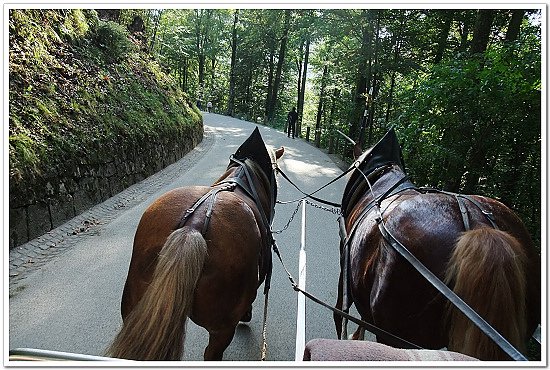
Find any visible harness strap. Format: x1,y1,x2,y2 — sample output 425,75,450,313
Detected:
276,166,349,208
376,218,527,361
219,175,255,200
418,188,498,229
376,175,412,208
460,194,498,229
343,178,416,249
222,157,275,294
228,156,273,232
455,194,470,231
176,183,236,231
202,188,224,235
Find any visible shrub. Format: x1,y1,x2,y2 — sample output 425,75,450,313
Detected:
94,20,135,62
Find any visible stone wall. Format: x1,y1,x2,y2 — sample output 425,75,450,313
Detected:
9,125,203,249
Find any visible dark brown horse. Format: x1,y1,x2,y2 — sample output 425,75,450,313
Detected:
335,129,540,361
106,128,284,360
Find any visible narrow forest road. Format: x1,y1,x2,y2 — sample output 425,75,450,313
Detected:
8,113,357,363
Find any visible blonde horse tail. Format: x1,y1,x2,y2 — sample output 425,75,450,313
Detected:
444,227,528,360
106,227,207,360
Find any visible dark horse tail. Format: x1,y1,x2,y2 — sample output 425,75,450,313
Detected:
106,227,207,360
445,227,528,360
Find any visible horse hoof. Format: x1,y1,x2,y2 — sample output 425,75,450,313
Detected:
240,307,252,322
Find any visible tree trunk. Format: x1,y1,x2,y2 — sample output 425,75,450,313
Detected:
458,10,475,51
434,10,454,63
267,9,292,124
226,11,239,116
470,9,496,54
149,9,163,53
265,49,275,119
505,9,524,42
365,11,381,147
385,14,405,125
350,10,372,145
183,59,188,92
198,53,206,92
315,65,329,147
385,72,396,124
297,36,310,137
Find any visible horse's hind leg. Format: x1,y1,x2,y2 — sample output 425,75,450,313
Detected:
240,306,252,322
352,325,365,340
204,327,236,360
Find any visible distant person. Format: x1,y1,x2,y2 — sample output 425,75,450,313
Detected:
287,107,298,139
207,101,213,113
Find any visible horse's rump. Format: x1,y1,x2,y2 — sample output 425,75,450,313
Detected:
112,185,264,360
348,191,538,356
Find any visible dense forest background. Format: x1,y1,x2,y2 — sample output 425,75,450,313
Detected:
96,8,542,249
9,8,542,249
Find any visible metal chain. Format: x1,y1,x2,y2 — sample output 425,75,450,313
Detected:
260,289,270,360
273,199,341,235
272,202,301,234
304,199,342,216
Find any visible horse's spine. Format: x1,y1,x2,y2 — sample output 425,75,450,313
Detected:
106,227,207,360
444,227,527,360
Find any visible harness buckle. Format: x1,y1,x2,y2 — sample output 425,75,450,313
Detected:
483,210,495,220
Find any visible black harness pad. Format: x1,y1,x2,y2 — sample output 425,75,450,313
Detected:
341,128,406,217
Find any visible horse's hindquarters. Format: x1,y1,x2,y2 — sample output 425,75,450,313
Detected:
121,186,213,318
190,191,262,330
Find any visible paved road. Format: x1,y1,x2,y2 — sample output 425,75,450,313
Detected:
8,113,357,362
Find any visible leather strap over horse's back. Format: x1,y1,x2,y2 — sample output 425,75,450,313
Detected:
176,182,237,232
416,187,499,230
175,158,275,294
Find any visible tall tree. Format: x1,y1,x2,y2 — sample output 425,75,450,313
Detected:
226,10,239,116
505,9,524,42
149,9,164,52
350,10,373,143
297,35,310,137
434,10,454,63
470,9,496,54
266,9,292,124
315,64,329,147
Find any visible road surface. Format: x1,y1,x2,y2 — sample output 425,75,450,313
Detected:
8,113,361,363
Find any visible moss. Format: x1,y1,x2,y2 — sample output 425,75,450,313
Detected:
9,9,202,187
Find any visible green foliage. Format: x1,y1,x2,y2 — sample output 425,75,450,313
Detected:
94,20,136,62
393,39,541,247
9,9,201,185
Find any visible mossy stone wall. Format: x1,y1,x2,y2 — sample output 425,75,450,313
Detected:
9,125,202,249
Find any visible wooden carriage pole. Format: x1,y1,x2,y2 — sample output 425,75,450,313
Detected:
294,199,307,361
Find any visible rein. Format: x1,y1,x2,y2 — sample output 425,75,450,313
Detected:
276,165,354,208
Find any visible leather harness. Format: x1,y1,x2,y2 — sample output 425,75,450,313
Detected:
176,156,276,294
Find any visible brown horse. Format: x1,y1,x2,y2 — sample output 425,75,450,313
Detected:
335,129,540,361
106,128,284,360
